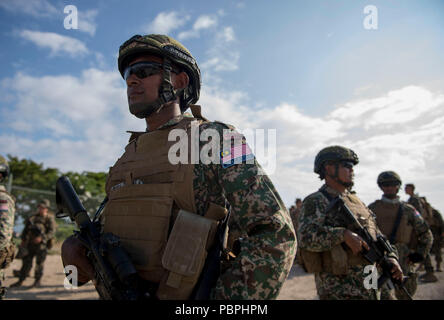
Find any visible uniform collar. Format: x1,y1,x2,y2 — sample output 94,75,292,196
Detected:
320,184,349,197
149,113,195,132
0,185,6,192
381,195,400,204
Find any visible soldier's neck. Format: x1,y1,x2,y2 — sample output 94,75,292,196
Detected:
145,102,181,131
325,178,346,194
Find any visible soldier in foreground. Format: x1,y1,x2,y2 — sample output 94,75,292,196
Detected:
0,156,16,299
297,146,403,300
11,199,56,288
405,184,438,283
368,171,432,299
61,34,296,299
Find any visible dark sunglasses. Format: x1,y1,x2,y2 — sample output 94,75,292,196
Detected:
123,62,163,81
340,161,354,169
380,182,400,187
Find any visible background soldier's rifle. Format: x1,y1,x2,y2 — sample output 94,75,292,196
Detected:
327,195,413,300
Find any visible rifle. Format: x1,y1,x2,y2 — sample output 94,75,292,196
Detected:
191,203,232,300
327,195,413,300
56,176,151,300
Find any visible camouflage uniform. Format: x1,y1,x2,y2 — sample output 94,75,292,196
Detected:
289,206,301,233
105,114,296,299
368,196,432,300
15,207,56,285
298,184,397,300
424,206,443,272
407,194,424,216
0,185,16,298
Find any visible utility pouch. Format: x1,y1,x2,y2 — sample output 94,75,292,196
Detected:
156,209,217,299
300,248,323,273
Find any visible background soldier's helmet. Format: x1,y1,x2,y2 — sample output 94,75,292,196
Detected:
38,199,51,209
377,171,402,186
0,155,10,179
118,34,201,112
314,145,359,175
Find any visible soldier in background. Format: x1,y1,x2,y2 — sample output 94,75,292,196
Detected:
11,199,56,288
289,198,302,232
0,156,16,299
420,197,443,278
290,198,303,265
368,171,432,299
405,184,438,283
297,146,403,299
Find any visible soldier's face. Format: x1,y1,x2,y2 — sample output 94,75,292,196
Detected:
381,185,399,197
126,55,164,106
337,162,354,185
405,186,413,195
38,205,48,215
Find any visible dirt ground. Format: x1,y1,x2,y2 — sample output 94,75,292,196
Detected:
3,244,444,300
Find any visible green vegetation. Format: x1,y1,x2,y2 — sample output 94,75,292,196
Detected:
4,155,107,231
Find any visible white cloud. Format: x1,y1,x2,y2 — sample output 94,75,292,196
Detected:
0,70,145,171
198,85,444,211
145,11,190,35
78,9,99,36
201,27,239,72
19,30,89,57
177,14,218,40
0,0,58,17
2,74,444,212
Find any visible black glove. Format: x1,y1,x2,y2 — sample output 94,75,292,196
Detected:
408,252,424,263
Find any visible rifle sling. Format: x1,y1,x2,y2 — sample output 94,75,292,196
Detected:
389,204,403,244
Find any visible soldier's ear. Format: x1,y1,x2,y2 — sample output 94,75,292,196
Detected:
173,71,189,90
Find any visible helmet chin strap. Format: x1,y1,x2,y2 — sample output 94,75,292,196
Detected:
328,163,353,188
129,58,184,119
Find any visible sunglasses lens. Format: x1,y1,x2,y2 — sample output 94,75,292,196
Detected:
341,161,354,169
124,62,162,80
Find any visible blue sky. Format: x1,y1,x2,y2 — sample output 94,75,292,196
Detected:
1,0,444,211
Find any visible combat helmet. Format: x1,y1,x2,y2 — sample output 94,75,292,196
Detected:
118,34,201,115
314,145,359,176
377,171,402,187
0,155,9,180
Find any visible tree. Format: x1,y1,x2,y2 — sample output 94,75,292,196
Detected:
5,155,107,235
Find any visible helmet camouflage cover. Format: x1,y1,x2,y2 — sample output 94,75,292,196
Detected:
377,171,402,186
118,34,201,110
314,145,359,174
0,155,9,179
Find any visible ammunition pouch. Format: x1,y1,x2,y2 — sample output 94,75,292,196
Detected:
156,209,218,300
300,244,368,275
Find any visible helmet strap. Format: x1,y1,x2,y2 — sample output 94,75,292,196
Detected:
129,58,183,119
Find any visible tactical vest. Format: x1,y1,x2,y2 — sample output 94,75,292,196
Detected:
102,110,227,300
301,192,376,275
371,200,413,245
419,198,436,227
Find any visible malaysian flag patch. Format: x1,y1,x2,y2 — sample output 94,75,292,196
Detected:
221,143,255,168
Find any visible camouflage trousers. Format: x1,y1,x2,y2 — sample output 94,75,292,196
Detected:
0,270,5,299
424,237,442,272
17,246,48,281
314,265,379,300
